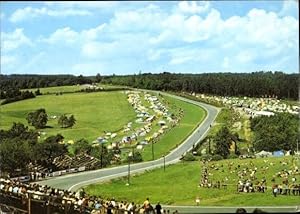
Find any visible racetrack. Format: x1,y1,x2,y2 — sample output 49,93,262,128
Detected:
37,91,219,191
36,92,299,213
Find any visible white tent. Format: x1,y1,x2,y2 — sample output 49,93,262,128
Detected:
255,150,272,158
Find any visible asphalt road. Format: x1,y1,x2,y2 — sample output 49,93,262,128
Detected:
162,205,300,213
37,92,219,191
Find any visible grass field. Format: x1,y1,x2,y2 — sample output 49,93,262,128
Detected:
86,156,300,206
25,85,83,94
24,84,127,94
0,89,206,160
0,91,136,142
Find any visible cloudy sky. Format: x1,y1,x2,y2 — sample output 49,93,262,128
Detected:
1,1,298,75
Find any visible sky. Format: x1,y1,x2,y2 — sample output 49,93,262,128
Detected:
0,1,299,76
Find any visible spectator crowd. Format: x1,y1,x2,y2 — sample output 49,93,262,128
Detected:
0,177,172,214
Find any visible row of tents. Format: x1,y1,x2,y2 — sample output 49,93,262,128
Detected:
255,150,291,158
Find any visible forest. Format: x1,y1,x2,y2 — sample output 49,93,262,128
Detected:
102,71,298,100
0,71,298,100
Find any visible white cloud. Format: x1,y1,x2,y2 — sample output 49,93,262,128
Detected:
178,1,210,14
109,5,165,34
236,50,255,63
10,6,92,22
151,8,223,43
168,47,215,65
147,49,163,61
81,24,106,40
1,28,32,52
279,0,298,17
44,27,79,44
42,23,106,45
45,1,119,9
81,41,117,59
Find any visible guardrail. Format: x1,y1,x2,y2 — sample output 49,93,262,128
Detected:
11,166,87,183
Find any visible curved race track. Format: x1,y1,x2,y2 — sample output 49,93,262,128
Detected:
37,91,219,191
37,92,298,213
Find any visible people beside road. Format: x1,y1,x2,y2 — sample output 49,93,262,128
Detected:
155,202,162,214
236,208,247,213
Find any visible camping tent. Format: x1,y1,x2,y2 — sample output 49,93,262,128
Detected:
255,150,272,158
273,150,284,157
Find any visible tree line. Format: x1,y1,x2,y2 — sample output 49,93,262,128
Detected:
0,74,94,104
0,74,93,90
0,88,36,105
1,71,297,100
102,71,298,100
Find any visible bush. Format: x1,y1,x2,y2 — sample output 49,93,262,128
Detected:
127,151,143,163
228,154,239,159
182,152,196,161
199,154,213,161
211,154,223,161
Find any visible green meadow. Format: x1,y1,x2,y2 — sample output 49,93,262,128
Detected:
1,87,206,159
24,84,126,94
86,156,300,206
0,91,136,142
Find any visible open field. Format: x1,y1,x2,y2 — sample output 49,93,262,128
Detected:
0,91,136,142
86,156,300,206
1,89,206,160
23,84,127,94
25,85,83,94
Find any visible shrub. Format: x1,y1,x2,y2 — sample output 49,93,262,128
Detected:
228,154,239,159
211,154,223,161
183,152,196,161
199,154,213,161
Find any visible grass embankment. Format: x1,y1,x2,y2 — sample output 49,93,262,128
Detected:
0,91,135,142
25,85,83,94
24,84,128,94
86,156,300,206
142,95,206,161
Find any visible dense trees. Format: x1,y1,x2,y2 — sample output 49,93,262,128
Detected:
0,123,38,175
0,123,67,175
251,113,299,152
26,109,48,129
58,114,76,128
34,134,68,168
90,145,114,168
73,139,93,155
127,151,143,163
0,88,35,105
1,71,297,100
0,74,93,105
214,127,233,158
0,139,33,174
0,122,38,145
0,74,93,90
102,71,298,100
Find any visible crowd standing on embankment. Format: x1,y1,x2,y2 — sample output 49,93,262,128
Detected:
198,158,300,197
